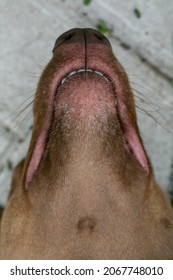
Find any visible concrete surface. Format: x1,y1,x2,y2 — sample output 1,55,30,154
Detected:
0,0,173,206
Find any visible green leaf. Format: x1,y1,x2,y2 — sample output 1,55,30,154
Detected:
83,0,92,5
134,8,142,18
97,19,110,36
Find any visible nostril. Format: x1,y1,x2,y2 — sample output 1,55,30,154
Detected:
94,32,105,42
63,31,75,41
92,31,111,47
53,30,76,52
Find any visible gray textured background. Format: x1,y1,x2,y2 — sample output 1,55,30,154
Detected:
0,0,173,206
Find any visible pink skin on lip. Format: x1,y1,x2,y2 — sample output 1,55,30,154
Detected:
25,61,84,187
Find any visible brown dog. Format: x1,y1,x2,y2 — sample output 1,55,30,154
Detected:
0,28,173,259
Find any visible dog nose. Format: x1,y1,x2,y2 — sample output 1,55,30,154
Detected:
53,28,111,52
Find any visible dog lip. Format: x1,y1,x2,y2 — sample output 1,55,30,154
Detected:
53,65,149,175
59,69,110,85
53,66,149,175
25,58,149,188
